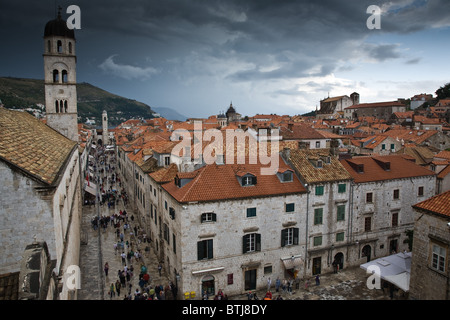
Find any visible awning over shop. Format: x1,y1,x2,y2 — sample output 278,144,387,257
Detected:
191,266,224,275
281,255,303,269
360,252,411,292
84,181,97,196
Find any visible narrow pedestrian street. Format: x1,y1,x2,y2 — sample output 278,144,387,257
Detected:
77,145,174,300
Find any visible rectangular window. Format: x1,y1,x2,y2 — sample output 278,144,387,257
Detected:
336,232,345,242
313,236,322,246
315,185,324,196
364,217,372,232
164,156,170,166
314,208,323,225
337,205,345,221
264,265,272,274
201,212,217,223
163,223,170,244
431,244,446,273
393,189,400,200
390,144,395,150
281,228,299,247
243,233,261,253
315,141,321,148
338,183,346,193
246,207,257,218
227,274,234,285
285,203,295,212
381,144,385,150
418,186,424,196
392,212,398,227
366,192,373,203
172,234,176,254
197,239,213,260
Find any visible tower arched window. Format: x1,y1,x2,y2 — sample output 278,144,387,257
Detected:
47,40,51,53
64,100,68,113
62,70,68,83
60,100,64,113
55,100,59,113
53,69,59,83
68,42,72,54
57,40,62,53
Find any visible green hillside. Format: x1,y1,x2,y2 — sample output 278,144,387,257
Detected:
0,77,155,126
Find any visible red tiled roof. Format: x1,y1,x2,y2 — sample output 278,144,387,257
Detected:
413,190,450,218
340,155,435,183
162,155,306,203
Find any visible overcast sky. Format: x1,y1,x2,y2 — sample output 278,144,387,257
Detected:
1,0,449,118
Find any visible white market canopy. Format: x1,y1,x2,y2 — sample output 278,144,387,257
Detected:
360,251,411,292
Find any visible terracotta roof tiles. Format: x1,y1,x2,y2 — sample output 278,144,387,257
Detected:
413,190,450,218
0,107,77,185
340,154,435,183
162,155,306,203
288,149,352,184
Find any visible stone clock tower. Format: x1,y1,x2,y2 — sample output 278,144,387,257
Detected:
43,8,78,142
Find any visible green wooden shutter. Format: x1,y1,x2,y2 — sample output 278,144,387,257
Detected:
281,229,287,247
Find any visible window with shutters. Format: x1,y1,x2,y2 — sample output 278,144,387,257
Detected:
314,208,323,225
243,233,261,253
315,185,324,195
313,236,322,246
338,183,346,193
337,205,345,221
201,212,217,223
197,239,213,260
336,232,345,242
281,228,299,247
364,217,372,232
392,212,398,227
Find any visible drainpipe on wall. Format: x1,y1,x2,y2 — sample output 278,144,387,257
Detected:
304,184,309,278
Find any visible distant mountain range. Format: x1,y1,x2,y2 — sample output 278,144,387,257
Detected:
0,77,156,126
152,107,188,121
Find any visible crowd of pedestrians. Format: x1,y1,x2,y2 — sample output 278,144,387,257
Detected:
89,144,178,300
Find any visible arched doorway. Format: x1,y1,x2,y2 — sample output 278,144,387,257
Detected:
334,252,344,271
201,275,215,297
362,245,371,262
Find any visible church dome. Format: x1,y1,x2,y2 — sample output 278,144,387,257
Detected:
44,10,75,39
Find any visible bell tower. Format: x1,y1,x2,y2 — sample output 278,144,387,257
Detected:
102,110,109,146
43,7,78,141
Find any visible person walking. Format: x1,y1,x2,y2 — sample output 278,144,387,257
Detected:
315,274,320,286
109,283,115,299
158,263,162,277
275,277,281,292
104,262,109,277
115,280,121,297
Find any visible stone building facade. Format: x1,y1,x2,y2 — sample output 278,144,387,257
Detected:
0,107,82,300
340,155,436,265
409,191,450,300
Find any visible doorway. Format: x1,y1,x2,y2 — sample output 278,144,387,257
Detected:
244,269,257,291
362,245,371,262
389,239,398,254
334,252,344,270
312,257,321,275
202,275,215,296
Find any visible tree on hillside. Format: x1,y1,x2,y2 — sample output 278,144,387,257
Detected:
436,82,450,100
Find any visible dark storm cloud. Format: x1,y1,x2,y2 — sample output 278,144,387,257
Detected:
362,43,402,62
1,0,448,116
